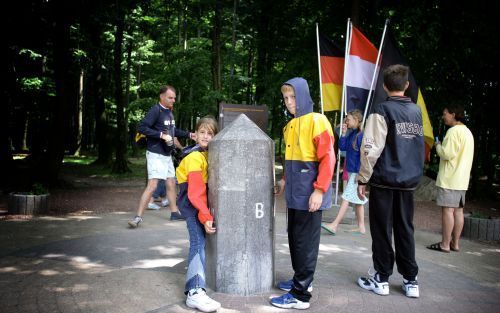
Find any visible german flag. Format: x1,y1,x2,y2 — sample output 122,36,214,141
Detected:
370,31,434,161
319,32,344,111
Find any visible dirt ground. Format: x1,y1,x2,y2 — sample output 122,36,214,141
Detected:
1,171,498,235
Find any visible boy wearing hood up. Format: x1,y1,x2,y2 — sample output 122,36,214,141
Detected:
272,77,335,309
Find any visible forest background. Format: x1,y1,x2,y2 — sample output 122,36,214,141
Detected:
1,0,498,202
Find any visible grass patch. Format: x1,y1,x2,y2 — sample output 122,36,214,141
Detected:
63,155,97,165
61,154,147,180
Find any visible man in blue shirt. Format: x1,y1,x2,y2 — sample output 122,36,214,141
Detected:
128,85,195,228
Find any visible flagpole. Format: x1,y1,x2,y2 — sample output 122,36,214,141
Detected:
334,18,352,206
316,23,324,115
361,19,389,126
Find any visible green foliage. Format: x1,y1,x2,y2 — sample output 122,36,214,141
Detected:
470,212,488,219
19,77,44,92
4,0,498,199
30,183,48,195
19,49,43,60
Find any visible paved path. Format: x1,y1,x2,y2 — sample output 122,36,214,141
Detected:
0,209,499,313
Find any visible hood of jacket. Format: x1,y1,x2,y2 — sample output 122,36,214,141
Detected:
284,77,314,118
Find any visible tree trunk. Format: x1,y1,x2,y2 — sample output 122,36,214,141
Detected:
212,0,222,94
0,42,15,188
230,0,238,78
254,2,271,104
125,39,135,155
112,7,131,173
43,1,72,184
246,48,254,104
74,69,84,156
86,17,112,165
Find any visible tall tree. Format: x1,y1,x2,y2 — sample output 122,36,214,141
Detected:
43,0,74,184
212,0,223,96
112,2,131,173
84,6,113,165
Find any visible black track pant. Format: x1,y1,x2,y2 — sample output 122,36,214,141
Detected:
369,186,418,281
287,208,322,302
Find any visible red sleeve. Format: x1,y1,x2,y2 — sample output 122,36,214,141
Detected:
313,130,336,192
187,171,213,224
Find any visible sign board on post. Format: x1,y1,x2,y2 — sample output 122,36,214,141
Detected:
219,102,268,133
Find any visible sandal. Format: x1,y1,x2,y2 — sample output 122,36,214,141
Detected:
426,242,450,253
321,223,336,236
450,240,460,252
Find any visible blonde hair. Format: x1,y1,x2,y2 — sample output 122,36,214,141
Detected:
347,109,363,151
281,84,294,94
196,116,219,135
347,109,363,131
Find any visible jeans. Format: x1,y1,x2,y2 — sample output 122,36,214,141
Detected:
185,216,207,293
153,179,166,198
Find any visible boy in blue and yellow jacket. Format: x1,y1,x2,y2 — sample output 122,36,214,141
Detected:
271,77,335,310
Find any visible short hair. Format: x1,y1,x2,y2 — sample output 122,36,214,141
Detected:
159,85,176,95
444,104,466,123
196,116,219,135
383,64,409,92
280,84,294,94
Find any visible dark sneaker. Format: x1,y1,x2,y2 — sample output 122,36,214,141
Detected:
277,279,313,292
270,293,310,310
170,211,186,221
402,278,419,298
358,269,389,296
128,216,142,228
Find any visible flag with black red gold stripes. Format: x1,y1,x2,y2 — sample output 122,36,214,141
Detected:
319,32,344,111
370,30,434,161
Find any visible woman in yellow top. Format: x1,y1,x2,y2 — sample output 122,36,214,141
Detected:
427,105,474,253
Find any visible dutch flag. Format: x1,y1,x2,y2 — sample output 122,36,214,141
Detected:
345,26,378,113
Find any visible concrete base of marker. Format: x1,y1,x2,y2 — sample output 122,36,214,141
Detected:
8,193,49,215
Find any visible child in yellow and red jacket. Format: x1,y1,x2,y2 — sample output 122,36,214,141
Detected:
271,77,335,310
175,116,221,312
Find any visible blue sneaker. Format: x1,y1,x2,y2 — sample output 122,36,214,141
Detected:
277,279,313,292
270,293,310,310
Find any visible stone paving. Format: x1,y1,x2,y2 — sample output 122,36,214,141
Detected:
0,209,499,313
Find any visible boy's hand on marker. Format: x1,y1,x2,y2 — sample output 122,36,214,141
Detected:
274,179,285,196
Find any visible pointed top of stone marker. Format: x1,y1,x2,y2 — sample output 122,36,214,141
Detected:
214,114,271,141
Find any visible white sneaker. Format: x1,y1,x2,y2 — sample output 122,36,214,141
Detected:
147,203,161,210
186,288,221,312
358,269,389,296
128,216,142,228
402,278,419,298
161,199,170,207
